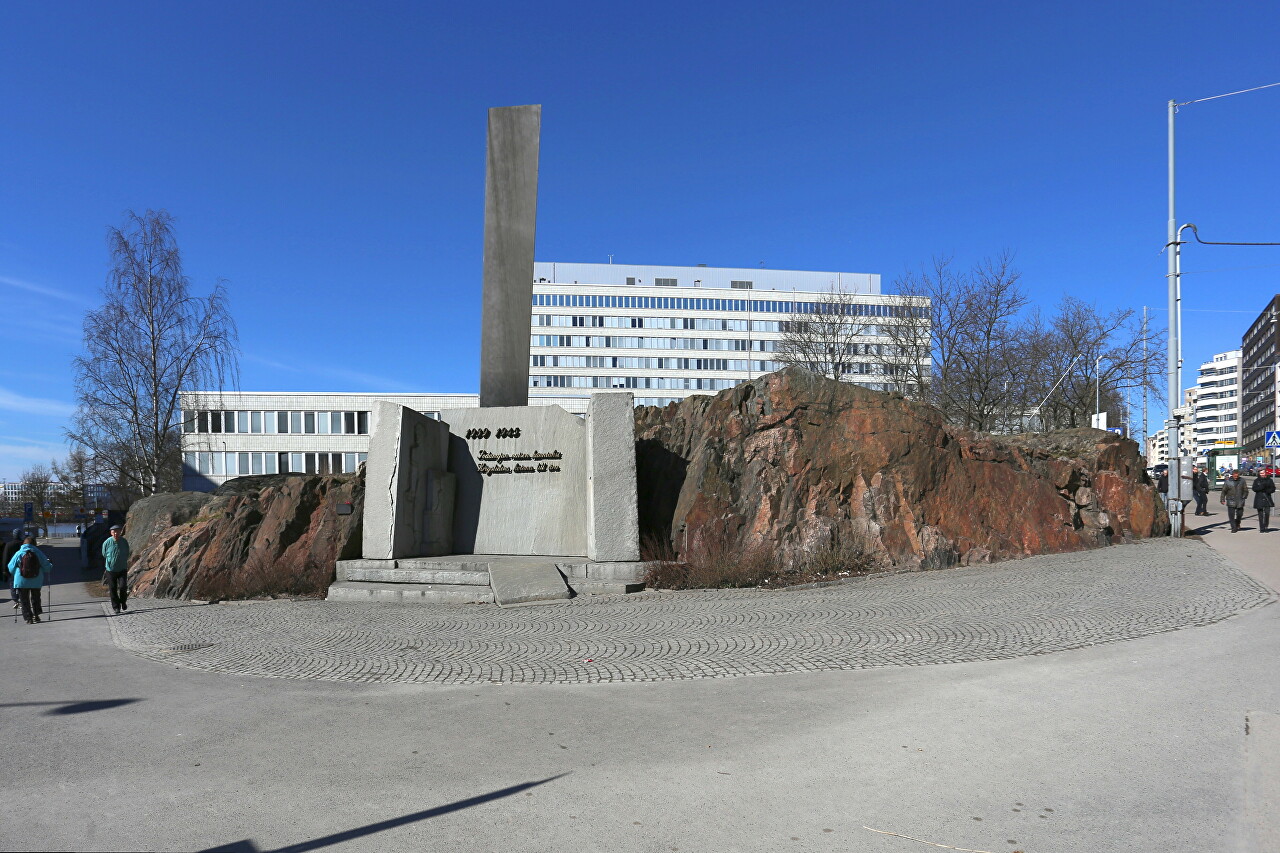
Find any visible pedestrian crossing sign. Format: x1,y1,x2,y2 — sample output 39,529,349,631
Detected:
1267,431,1280,449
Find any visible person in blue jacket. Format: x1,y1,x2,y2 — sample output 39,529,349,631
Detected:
8,536,52,624
102,524,131,614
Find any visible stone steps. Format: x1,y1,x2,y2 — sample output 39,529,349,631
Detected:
340,565,491,586
567,579,646,596
326,580,494,605
328,556,649,606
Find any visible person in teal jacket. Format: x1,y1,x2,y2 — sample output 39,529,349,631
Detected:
8,536,52,624
102,524,131,614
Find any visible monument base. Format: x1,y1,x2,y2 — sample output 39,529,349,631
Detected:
328,555,647,607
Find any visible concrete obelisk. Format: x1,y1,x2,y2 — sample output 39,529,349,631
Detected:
479,104,541,408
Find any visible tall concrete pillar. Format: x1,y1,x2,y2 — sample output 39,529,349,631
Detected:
479,104,541,408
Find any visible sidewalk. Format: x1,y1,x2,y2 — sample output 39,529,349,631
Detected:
2,532,1278,852
1191,504,1279,591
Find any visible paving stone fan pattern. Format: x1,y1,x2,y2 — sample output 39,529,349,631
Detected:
106,540,1273,685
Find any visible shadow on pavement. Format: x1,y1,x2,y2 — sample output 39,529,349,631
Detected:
0,698,142,715
200,774,568,853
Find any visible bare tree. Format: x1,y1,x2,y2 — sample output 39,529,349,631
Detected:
885,253,1034,432
20,464,54,516
51,448,93,513
776,283,884,383
1026,297,1165,431
67,210,238,501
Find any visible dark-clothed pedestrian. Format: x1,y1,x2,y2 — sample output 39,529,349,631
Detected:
1253,471,1276,533
3,529,22,610
102,524,131,614
7,536,52,624
1221,469,1250,532
1157,470,1169,497
1192,466,1210,516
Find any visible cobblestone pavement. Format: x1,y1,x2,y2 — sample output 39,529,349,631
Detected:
104,539,1273,686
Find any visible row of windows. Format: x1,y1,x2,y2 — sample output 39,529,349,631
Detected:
530,355,783,372
532,334,779,352
533,314,760,331
531,376,743,391
619,277,755,290
183,410,370,436
532,293,925,317
183,451,369,477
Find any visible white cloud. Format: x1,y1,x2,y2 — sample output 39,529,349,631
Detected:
0,387,75,417
245,351,415,391
0,441,66,480
0,275,82,304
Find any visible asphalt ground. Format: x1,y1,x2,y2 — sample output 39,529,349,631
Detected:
1,509,1277,853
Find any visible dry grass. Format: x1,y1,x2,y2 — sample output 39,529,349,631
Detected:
642,526,880,591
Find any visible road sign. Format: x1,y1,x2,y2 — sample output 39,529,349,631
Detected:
23,502,33,522
1266,431,1280,449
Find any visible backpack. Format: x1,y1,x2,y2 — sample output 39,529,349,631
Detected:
19,550,40,579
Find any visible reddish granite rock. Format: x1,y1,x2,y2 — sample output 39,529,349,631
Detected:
127,473,363,600
634,368,1168,572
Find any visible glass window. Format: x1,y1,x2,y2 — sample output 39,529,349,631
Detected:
224,412,236,433
212,454,224,476
251,453,263,475
343,412,356,434
304,412,316,434
197,411,209,433
331,453,344,473
317,411,330,434
184,452,197,469
198,453,211,475
357,452,367,465
182,411,196,433
210,411,222,433
265,454,278,475
250,411,262,433
344,453,357,473
291,453,304,473
331,412,342,433
357,411,369,434
263,412,275,434
304,453,316,474
289,411,302,434
317,454,330,475
238,452,249,475
278,412,289,433
236,411,248,433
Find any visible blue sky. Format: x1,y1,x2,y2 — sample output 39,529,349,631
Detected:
2,1,1279,480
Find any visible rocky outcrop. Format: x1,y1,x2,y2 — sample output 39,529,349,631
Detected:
634,368,1167,572
127,473,363,600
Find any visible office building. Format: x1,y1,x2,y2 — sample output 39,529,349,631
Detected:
181,262,931,491
528,262,924,407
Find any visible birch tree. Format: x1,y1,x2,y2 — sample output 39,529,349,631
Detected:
67,210,238,501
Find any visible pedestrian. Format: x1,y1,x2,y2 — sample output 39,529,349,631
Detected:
7,535,52,624
1253,470,1276,533
1192,466,1210,516
102,524,131,614
1221,469,1250,533
3,529,21,610
1157,469,1169,497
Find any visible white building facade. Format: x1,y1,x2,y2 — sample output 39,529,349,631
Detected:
529,262,925,407
1187,350,1242,463
181,262,929,491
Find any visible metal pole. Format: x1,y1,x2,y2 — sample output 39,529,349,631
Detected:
1166,99,1184,536
1142,306,1149,456
1096,355,1102,423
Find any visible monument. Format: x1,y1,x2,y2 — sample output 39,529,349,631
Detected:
328,106,644,606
